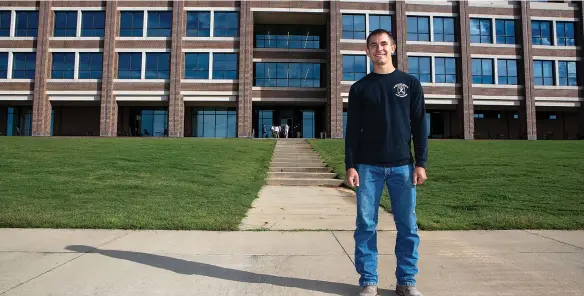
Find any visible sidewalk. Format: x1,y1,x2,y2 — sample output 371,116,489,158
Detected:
1,228,583,296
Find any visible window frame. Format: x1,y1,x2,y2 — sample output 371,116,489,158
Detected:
471,58,494,84
407,16,430,42
408,56,432,83
533,60,555,86
342,55,367,82
470,18,492,44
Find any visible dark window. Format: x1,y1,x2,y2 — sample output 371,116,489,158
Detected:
15,11,38,37
470,18,492,43
78,52,103,79
254,62,322,87
495,19,515,44
497,59,518,85
342,55,366,81
533,60,554,85
558,61,577,86
81,11,105,37
254,25,324,49
433,17,455,42
342,14,365,39
0,11,11,36
147,11,172,37
472,58,494,84
212,53,238,79
12,52,36,79
369,15,391,34
185,53,209,79
435,57,457,83
120,11,143,37
0,52,8,78
118,53,142,79
214,12,238,37
407,16,430,41
556,22,575,46
193,107,237,138
186,11,210,37
408,56,431,83
54,11,77,37
51,52,75,79
145,52,170,79
532,20,552,45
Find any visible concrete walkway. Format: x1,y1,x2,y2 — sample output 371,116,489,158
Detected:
1,229,583,296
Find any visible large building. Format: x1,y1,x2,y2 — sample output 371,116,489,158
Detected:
0,0,582,139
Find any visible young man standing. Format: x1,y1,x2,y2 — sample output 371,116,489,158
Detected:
345,29,428,296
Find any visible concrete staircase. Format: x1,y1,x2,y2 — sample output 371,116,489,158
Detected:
267,139,344,187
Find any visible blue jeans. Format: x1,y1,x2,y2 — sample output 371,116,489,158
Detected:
354,163,419,287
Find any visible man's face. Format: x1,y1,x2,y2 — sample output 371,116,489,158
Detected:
366,33,395,66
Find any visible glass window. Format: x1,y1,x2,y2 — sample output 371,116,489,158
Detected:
408,56,431,83
78,52,103,79
145,52,170,79
369,15,391,34
0,52,8,78
258,110,273,138
470,18,492,43
495,19,515,44
54,11,77,37
533,60,554,85
254,25,324,49
212,53,238,79
51,53,75,79
193,108,236,138
254,62,321,87
407,16,430,41
184,53,209,79
81,11,105,37
140,110,168,137
556,22,575,46
302,110,315,138
435,57,457,83
214,12,238,37
532,20,552,45
471,58,494,84
147,11,172,37
120,11,143,37
15,11,39,37
0,11,11,36
342,14,365,39
343,111,347,138
558,61,577,86
497,59,518,85
186,11,210,37
342,55,366,81
433,17,455,42
12,52,36,79
118,52,142,79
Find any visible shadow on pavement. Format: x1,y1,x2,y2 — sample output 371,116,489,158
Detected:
66,245,397,296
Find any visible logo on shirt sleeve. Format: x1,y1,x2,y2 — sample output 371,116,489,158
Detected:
394,83,409,98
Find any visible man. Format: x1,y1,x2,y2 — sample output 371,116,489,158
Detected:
345,28,428,296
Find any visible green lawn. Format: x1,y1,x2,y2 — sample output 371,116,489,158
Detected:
0,138,275,230
309,139,584,230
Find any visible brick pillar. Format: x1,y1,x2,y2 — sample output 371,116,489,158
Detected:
578,1,584,139
395,0,407,71
458,1,474,139
327,0,342,138
237,1,253,137
100,0,118,136
168,0,185,137
31,0,52,136
520,1,537,140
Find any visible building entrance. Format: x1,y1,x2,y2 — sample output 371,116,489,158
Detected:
253,107,323,138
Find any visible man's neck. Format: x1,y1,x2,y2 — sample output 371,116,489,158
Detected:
373,64,396,74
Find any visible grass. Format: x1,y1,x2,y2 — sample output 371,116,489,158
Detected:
309,139,584,230
0,137,275,230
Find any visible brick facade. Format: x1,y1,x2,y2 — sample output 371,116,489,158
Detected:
520,1,537,140
168,0,185,137
458,1,474,140
237,0,252,137
32,1,52,136
99,0,118,136
327,0,343,139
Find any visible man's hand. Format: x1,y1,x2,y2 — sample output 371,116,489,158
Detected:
413,167,427,185
346,168,359,187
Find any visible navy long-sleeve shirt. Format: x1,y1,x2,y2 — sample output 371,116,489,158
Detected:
345,69,428,170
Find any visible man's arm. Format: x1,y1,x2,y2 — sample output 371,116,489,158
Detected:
410,77,428,169
345,85,361,170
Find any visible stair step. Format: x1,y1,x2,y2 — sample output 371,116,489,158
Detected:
272,157,322,161
268,172,337,179
269,167,333,173
266,178,344,186
270,161,326,167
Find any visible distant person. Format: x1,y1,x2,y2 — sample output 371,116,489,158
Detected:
262,124,268,138
345,28,428,296
284,123,289,138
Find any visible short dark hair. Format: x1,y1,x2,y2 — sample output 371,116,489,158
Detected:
366,28,394,46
